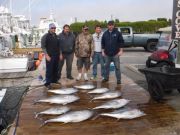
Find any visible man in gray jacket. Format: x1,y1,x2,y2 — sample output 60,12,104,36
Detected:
58,24,75,80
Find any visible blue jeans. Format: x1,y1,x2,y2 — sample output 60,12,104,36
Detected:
104,55,121,81
92,52,105,77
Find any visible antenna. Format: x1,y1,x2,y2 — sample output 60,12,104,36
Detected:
28,0,31,21
111,14,113,20
9,0,12,13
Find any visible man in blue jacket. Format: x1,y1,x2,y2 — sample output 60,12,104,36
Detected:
102,21,124,84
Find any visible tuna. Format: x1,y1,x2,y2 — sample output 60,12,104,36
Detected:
92,91,121,101
100,108,146,120
74,84,96,90
88,88,109,94
93,99,130,109
48,88,78,95
35,106,70,118
34,95,79,105
42,110,93,126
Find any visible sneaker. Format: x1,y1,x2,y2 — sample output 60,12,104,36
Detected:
84,73,89,81
44,83,51,90
117,80,121,84
54,81,61,85
90,76,97,80
102,79,108,82
67,76,74,80
76,74,82,81
38,75,43,81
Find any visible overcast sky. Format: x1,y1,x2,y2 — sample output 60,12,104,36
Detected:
0,0,173,26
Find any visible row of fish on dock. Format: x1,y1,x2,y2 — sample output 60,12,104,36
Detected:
33,84,146,127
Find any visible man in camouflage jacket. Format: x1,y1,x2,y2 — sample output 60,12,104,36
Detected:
75,25,94,81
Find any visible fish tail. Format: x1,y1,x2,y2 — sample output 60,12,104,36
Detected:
91,114,100,120
39,121,48,128
34,112,39,119
33,100,38,105
89,98,94,102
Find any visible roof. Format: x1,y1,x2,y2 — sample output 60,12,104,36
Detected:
158,26,171,32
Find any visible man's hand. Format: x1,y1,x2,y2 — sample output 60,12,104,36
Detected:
60,54,63,61
102,51,106,57
117,49,123,56
91,52,94,58
45,54,51,62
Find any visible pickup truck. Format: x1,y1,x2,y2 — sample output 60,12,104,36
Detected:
102,27,160,52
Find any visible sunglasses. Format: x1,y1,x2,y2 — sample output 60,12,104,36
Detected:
51,27,56,29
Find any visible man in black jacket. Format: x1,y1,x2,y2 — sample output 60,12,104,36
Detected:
58,24,75,80
102,21,124,84
41,23,61,89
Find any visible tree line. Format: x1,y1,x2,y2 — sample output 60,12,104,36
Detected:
70,18,171,34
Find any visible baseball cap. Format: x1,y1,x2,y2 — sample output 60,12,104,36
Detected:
108,20,115,25
49,23,56,29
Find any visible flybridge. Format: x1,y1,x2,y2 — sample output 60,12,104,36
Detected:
172,0,180,39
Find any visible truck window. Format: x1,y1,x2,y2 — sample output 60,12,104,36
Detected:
120,28,130,35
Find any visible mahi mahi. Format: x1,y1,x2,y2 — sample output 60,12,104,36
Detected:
48,88,78,95
35,95,79,105
93,99,130,109
74,84,96,90
88,88,109,94
35,106,70,118
92,91,121,100
100,108,146,120
42,110,93,126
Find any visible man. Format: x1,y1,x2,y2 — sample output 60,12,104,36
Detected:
75,25,94,81
58,24,75,80
102,21,124,84
41,23,61,89
91,25,105,80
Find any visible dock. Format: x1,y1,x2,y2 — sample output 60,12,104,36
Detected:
6,59,180,135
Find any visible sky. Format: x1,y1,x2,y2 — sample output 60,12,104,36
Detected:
0,0,174,26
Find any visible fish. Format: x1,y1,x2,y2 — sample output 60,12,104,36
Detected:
88,88,109,94
100,108,146,120
48,88,78,95
92,91,121,100
34,106,70,118
34,95,79,105
93,99,130,110
74,84,96,90
42,110,93,126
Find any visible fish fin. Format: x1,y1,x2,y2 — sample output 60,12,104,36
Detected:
91,114,100,120
33,100,38,105
39,121,48,128
89,98,94,102
34,112,39,119
36,117,44,121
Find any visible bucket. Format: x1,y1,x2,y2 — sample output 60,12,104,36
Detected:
110,62,115,71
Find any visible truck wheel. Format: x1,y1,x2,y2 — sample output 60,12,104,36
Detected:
146,59,151,68
156,62,171,67
148,79,164,101
164,89,173,94
177,89,180,93
146,42,157,52
144,46,147,51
